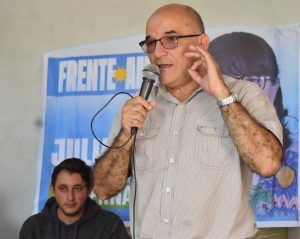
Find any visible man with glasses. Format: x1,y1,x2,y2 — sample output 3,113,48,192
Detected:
93,4,283,239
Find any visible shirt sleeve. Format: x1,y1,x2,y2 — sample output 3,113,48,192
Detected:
229,77,283,145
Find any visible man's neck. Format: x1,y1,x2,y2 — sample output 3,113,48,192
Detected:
166,81,200,102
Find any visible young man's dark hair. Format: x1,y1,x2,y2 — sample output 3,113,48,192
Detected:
20,158,130,239
51,157,93,189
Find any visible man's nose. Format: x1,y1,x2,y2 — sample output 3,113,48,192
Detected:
67,190,75,200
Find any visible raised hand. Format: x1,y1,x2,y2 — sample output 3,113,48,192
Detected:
185,44,230,100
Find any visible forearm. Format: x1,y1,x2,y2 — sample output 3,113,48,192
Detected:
221,102,283,177
93,130,133,200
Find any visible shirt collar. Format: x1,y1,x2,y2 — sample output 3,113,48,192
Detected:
152,81,203,104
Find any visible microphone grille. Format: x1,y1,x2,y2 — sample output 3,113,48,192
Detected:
142,64,160,81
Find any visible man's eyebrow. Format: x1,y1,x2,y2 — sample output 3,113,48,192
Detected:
74,184,85,187
145,30,178,40
57,184,67,187
165,30,178,34
57,183,85,187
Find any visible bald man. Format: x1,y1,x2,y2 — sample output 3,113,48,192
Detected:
93,4,283,239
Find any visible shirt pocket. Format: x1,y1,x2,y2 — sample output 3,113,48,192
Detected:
134,121,160,169
194,120,234,169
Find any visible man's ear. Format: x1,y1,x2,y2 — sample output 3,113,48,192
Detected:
198,34,210,50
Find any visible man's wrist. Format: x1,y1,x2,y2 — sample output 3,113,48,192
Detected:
217,92,239,107
115,129,133,151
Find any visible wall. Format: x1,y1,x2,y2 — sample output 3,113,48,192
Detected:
0,0,299,238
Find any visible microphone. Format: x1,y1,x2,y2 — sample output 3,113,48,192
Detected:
131,64,160,135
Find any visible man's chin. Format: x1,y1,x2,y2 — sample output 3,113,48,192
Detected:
61,208,81,217
159,75,172,85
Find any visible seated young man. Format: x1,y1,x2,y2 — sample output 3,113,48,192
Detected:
19,158,129,239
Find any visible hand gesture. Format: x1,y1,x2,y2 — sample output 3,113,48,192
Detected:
185,45,229,100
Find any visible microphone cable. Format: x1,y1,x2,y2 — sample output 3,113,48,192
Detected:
131,133,137,239
90,91,138,239
90,91,133,149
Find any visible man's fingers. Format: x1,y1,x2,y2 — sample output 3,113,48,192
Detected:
121,97,156,132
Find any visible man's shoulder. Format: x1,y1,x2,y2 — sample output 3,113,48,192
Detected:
223,74,265,100
21,212,50,231
86,198,123,222
19,213,51,239
93,206,124,223
84,200,128,237
100,208,123,220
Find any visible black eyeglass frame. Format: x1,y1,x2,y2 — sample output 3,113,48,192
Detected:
139,34,202,53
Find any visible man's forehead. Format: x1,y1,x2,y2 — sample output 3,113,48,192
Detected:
147,10,187,28
145,15,190,38
145,30,178,40
146,10,198,38
56,171,84,183
56,182,85,187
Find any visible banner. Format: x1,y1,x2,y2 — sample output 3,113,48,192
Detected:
35,25,299,227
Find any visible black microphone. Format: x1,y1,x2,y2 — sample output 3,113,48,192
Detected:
131,64,160,135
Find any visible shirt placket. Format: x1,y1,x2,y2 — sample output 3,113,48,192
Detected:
160,103,186,238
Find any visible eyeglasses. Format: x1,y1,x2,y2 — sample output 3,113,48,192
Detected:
139,34,202,53
234,75,275,89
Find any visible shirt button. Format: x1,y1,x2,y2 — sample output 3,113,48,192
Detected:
169,158,174,164
174,131,178,135
164,218,169,224
166,187,171,193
